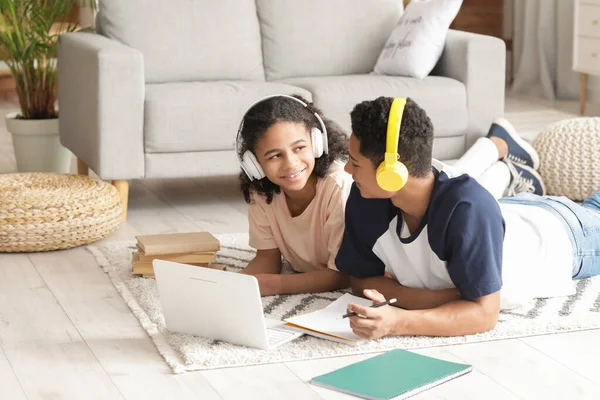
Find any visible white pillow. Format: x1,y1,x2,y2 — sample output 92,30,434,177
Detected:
373,0,463,79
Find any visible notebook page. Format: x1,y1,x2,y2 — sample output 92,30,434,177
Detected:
285,293,373,342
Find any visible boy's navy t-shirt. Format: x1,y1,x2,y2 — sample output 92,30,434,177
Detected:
335,161,506,300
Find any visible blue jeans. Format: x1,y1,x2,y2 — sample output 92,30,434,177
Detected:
498,188,600,279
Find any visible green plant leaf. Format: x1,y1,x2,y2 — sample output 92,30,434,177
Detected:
0,0,96,119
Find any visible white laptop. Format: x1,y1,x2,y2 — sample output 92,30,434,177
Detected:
153,259,303,350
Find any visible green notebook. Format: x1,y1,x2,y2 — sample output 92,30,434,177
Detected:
310,349,472,400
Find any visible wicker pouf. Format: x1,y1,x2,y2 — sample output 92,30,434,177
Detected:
0,173,122,252
532,117,600,201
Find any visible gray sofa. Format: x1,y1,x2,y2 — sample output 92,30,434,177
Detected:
58,0,506,219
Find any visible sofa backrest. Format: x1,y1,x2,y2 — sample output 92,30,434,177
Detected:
256,0,403,81
96,0,265,83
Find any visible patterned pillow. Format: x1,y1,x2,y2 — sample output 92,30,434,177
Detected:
373,0,463,79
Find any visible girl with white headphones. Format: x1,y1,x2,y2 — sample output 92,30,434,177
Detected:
236,94,353,296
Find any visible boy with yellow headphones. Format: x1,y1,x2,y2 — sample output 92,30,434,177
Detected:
336,96,600,339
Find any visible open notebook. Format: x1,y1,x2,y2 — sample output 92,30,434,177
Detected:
283,293,373,344
311,349,473,399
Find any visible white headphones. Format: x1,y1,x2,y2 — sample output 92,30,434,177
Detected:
235,94,329,181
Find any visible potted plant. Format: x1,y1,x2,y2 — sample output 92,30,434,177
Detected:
0,0,95,173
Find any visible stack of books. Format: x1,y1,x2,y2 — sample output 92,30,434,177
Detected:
131,232,224,277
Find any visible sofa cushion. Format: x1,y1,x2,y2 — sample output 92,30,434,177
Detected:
276,74,468,139
97,0,265,83
256,0,403,80
143,82,313,153
432,135,467,161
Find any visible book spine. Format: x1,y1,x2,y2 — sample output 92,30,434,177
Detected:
139,243,220,256
131,260,227,277
137,252,217,263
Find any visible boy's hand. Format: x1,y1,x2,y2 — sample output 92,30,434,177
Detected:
347,289,400,339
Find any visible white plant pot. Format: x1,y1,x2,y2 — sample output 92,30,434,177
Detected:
5,112,71,173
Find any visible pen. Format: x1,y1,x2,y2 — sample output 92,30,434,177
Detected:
342,298,397,319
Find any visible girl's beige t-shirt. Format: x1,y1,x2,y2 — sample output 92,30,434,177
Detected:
248,162,353,272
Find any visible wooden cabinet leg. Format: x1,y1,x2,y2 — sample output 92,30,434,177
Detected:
111,180,129,222
77,158,89,176
580,72,588,116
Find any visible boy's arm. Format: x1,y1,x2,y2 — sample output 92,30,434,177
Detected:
348,289,500,338
350,276,461,310
399,291,500,336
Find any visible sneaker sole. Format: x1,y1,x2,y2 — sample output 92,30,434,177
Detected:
493,117,540,170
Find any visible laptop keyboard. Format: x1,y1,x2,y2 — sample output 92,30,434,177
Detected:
267,328,297,346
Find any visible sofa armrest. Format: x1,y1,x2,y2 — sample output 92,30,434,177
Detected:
58,32,145,180
433,30,506,148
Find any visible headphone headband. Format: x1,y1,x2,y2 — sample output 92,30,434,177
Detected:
235,94,328,169
386,98,406,157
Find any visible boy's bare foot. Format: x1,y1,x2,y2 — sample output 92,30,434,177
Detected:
489,136,508,159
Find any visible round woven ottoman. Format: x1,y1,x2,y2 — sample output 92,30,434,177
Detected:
0,173,123,252
532,117,600,201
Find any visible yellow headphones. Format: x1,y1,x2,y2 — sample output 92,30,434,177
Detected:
376,98,409,192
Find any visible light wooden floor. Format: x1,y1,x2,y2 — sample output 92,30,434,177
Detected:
1,96,600,400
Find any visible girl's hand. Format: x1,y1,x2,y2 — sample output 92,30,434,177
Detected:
347,289,400,339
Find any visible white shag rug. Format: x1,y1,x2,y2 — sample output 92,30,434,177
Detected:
88,233,600,373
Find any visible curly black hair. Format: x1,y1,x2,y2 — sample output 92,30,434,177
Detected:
350,96,433,178
238,95,349,204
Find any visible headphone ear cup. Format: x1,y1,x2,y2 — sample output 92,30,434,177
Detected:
311,127,324,158
322,128,329,155
242,151,265,180
376,161,409,192
249,151,265,180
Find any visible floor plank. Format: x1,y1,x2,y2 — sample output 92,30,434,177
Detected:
505,96,579,142
521,331,600,386
0,254,125,400
201,363,321,400
285,355,369,400
125,180,211,235
27,247,223,400
0,344,27,400
446,338,600,399
195,174,251,217
400,347,519,400
141,178,248,234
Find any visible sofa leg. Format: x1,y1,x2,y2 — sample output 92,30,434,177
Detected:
77,158,89,176
111,180,129,222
